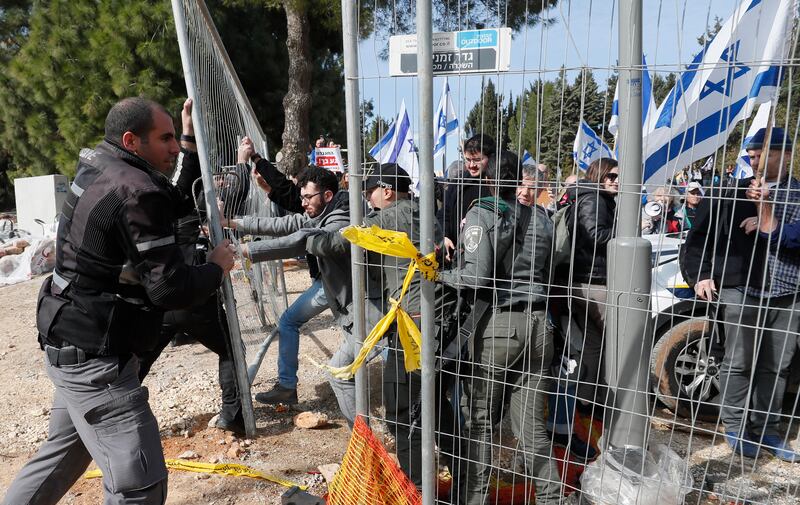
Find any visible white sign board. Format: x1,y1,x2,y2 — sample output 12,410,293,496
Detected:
389,28,512,76
314,147,344,172
14,175,69,234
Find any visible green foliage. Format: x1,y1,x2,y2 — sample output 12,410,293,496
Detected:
364,0,558,38
0,0,184,179
0,0,347,181
507,80,554,163
466,79,505,147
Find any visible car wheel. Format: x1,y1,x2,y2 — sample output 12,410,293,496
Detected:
651,318,721,421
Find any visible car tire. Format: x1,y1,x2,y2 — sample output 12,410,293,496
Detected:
651,318,721,422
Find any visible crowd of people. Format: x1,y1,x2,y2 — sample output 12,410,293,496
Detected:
231,125,800,502
3,96,799,505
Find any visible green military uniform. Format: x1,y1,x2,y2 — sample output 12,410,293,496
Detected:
440,197,560,505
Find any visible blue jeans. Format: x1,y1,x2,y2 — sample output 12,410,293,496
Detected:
277,278,328,388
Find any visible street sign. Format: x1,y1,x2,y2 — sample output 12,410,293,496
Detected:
389,28,512,76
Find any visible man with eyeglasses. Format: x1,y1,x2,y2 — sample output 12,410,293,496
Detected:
224,151,350,408
436,134,496,262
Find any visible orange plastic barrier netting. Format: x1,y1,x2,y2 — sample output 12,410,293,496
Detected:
327,416,421,505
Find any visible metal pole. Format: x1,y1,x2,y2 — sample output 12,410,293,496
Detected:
341,0,368,418
416,1,436,504
605,0,651,452
171,0,256,438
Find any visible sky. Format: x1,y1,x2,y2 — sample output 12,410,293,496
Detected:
355,0,732,163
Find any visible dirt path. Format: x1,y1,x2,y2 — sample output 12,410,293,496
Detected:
0,267,354,504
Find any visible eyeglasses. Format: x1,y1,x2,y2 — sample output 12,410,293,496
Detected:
464,156,484,165
300,191,324,203
605,173,619,182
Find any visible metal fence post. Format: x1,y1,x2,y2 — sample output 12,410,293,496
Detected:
416,1,436,504
170,0,256,438
605,0,652,451
340,0,368,418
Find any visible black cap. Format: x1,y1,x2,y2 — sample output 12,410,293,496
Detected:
364,163,412,193
745,127,792,150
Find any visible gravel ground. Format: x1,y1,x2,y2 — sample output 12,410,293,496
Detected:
0,265,798,504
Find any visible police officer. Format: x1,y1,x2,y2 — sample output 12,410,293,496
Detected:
439,151,558,505
137,126,248,435
307,163,453,486
2,97,236,505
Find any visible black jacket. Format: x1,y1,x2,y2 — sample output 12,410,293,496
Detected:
254,158,303,214
436,174,491,244
39,141,223,355
559,183,616,284
680,177,767,290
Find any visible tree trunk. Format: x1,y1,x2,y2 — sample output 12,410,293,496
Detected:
279,0,312,176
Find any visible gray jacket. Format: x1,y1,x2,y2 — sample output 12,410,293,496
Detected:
239,191,353,318
497,204,552,307
439,196,519,304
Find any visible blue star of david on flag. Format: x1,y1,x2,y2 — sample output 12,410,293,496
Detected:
573,120,614,171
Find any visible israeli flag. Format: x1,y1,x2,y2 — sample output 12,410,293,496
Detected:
433,79,459,157
642,0,792,189
521,150,536,166
573,120,615,171
608,54,658,137
369,99,415,170
734,102,772,178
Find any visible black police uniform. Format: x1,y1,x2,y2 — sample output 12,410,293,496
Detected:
137,149,243,431
2,140,223,505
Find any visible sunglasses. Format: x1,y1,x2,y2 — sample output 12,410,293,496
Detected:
605,173,619,182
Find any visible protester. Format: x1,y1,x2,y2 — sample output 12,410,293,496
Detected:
2,97,236,505
642,186,681,234
554,158,619,418
682,127,800,462
436,133,496,261
227,164,349,409
676,181,704,230
556,173,580,208
224,139,329,406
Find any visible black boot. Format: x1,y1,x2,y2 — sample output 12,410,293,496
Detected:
254,382,298,405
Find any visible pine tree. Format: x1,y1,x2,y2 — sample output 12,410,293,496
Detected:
540,68,569,171
467,79,504,148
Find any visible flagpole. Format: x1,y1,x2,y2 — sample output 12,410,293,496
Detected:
755,119,774,182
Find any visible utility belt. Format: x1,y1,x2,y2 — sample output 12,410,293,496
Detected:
37,271,164,356
44,344,98,366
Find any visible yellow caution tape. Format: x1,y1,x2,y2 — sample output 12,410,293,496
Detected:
340,225,438,282
84,459,306,490
311,226,437,380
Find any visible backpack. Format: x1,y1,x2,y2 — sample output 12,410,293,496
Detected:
551,203,574,268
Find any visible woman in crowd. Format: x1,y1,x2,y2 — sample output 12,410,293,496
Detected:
675,181,704,230
642,186,681,234
556,158,619,418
